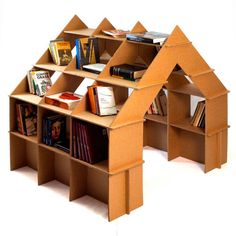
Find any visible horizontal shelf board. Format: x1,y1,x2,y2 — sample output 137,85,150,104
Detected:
10,131,38,143
39,143,71,157
39,103,73,115
145,114,167,125
70,157,108,174
63,70,98,79
72,111,115,128
34,63,67,72
170,117,205,135
109,160,144,175
94,34,125,41
64,28,95,36
10,93,42,105
96,76,139,89
169,83,204,97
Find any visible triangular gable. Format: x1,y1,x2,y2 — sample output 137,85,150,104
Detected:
92,17,115,36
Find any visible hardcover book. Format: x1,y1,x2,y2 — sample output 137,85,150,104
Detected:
110,63,147,81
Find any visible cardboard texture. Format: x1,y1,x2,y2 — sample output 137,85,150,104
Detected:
9,15,228,221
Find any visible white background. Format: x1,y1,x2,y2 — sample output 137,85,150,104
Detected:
0,0,236,235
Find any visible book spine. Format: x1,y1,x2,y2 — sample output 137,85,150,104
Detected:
75,39,81,69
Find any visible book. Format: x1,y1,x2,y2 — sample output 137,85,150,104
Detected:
102,29,130,38
96,86,117,116
191,100,205,127
82,63,106,74
88,86,117,116
16,103,37,136
29,70,52,96
43,114,66,147
75,38,89,69
110,63,147,81
126,31,169,45
49,39,72,66
72,119,108,164
147,89,167,116
45,92,82,110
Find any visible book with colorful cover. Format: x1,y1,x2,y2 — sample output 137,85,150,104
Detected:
45,91,82,110
102,29,130,38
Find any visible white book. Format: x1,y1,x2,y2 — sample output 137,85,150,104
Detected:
82,63,106,74
96,87,117,116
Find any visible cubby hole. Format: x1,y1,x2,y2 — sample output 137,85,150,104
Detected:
38,146,70,190
10,98,38,140
38,107,71,154
10,133,38,171
71,118,109,171
168,126,205,164
70,160,108,205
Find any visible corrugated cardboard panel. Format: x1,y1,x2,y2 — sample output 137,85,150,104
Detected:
111,85,162,128
54,154,70,186
70,160,87,201
179,130,205,164
109,123,143,172
10,134,38,170
26,141,38,170
92,18,115,36
87,168,108,203
108,172,126,221
168,126,180,160
144,120,167,151
130,21,147,33
38,146,55,185
127,165,143,212
205,94,227,134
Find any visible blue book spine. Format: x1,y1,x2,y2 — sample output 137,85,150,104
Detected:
75,39,81,69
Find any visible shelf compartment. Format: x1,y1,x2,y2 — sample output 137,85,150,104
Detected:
70,160,108,203
145,114,167,125
38,145,70,186
170,117,205,135
64,28,95,36
168,126,205,164
10,133,38,171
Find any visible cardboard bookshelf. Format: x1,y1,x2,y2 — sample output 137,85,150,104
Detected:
9,15,228,221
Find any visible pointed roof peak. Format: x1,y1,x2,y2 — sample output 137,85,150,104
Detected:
131,21,147,33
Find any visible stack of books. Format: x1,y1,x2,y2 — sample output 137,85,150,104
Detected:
49,39,72,66
72,119,108,164
191,100,205,128
126,31,169,45
27,70,52,96
87,85,117,116
42,114,69,152
16,103,37,136
147,89,167,116
110,63,147,81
